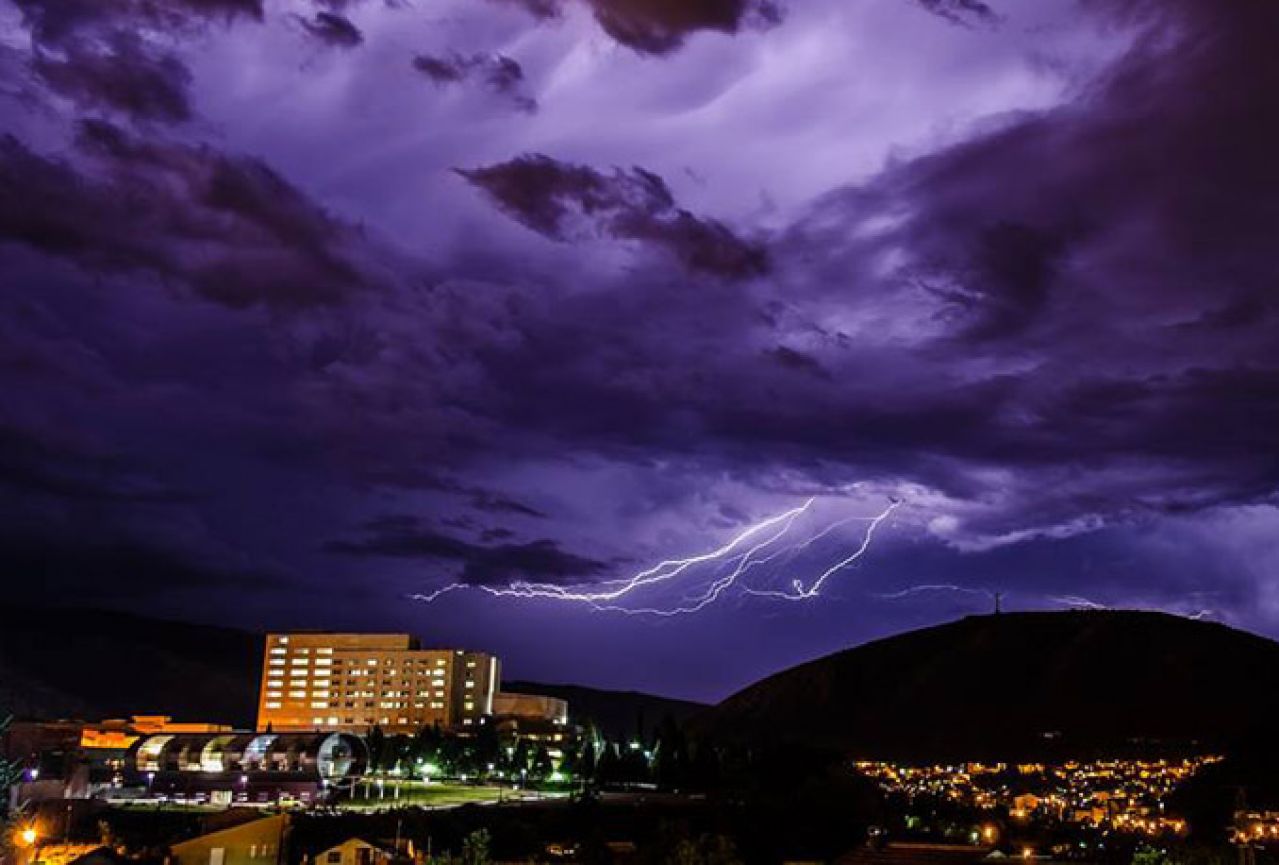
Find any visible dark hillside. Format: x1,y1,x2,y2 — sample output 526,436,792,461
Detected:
695,611,1279,760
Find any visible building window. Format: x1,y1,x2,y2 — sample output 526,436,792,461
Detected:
327,854,341,864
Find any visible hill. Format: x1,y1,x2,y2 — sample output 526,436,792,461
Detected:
0,604,263,726
503,680,707,741
0,605,702,737
694,611,1279,760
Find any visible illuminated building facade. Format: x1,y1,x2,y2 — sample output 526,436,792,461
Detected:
492,692,569,725
129,731,366,804
255,633,499,733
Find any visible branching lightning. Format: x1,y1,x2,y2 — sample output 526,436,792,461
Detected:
410,496,903,616
745,498,902,601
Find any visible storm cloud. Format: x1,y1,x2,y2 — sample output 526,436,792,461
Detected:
459,155,769,279
2,0,1278,697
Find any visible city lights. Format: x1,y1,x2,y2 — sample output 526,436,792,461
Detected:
855,757,1221,838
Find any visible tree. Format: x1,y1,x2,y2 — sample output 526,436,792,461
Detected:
532,745,554,781
2,715,27,855
653,715,690,791
367,725,387,773
460,829,490,865
409,723,443,773
595,742,620,786
512,740,533,779
688,735,721,791
472,720,501,778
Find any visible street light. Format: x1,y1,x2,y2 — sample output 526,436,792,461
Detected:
20,828,38,847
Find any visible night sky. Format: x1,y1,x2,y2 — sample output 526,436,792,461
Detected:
2,0,1277,703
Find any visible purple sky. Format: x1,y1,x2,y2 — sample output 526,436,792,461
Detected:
1,0,1277,702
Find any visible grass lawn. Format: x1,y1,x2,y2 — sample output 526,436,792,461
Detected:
338,782,510,809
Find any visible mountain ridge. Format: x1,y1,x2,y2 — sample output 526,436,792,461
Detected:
0,604,703,739
695,610,1279,760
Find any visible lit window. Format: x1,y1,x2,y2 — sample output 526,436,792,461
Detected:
270,648,287,656
291,658,309,666
315,658,332,666
466,661,476,668
435,659,446,667
265,702,282,709
269,659,285,667
266,691,282,698
317,648,333,655
312,717,324,724
278,636,289,644
465,681,475,689
289,690,307,698
311,702,327,708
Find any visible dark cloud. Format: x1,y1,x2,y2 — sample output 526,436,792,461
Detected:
12,0,263,47
914,0,996,26
412,53,537,112
32,31,193,123
0,120,369,310
765,346,830,380
496,0,783,55
0,425,191,503
459,154,768,280
470,491,547,518
297,11,363,48
326,515,608,585
0,532,273,601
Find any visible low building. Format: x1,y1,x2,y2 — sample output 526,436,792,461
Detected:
168,814,288,865
310,838,407,865
128,732,366,805
492,693,568,725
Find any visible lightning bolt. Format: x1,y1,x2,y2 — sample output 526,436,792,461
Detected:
746,498,902,600
410,496,903,616
1050,594,1108,610
875,584,994,600
411,498,818,613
